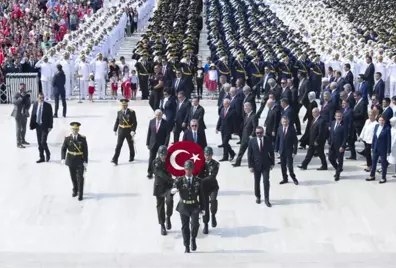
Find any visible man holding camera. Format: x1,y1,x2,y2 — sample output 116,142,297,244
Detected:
11,83,31,148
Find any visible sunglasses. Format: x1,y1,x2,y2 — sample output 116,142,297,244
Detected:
191,125,197,127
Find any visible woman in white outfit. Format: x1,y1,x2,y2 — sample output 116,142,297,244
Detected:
359,110,378,172
387,118,396,177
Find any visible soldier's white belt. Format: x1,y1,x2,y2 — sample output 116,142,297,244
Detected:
119,124,132,128
183,200,196,204
68,152,84,156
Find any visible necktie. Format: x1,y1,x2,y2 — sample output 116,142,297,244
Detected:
37,104,42,125
245,113,248,121
156,121,160,133
283,127,286,137
74,135,77,141
193,106,196,114
224,109,227,117
334,122,338,131
259,138,263,152
193,132,197,143
175,79,179,89
162,66,165,75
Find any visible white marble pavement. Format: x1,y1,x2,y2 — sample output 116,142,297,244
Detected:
1,100,396,267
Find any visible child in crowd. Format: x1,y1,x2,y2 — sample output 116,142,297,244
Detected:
110,73,118,99
130,69,138,100
196,60,205,98
204,57,211,72
88,73,95,102
205,63,218,99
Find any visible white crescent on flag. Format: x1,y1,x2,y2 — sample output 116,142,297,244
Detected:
169,149,190,170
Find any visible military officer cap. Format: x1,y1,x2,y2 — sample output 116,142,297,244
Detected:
204,147,213,156
120,99,129,105
158,145,168,156
184,160,194,170
70,122,81,129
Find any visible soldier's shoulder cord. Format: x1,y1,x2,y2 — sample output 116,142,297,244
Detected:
79,134,86,138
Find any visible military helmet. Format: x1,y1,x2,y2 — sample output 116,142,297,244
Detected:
158,145,168,156
184,160,194,170
204,147,213,156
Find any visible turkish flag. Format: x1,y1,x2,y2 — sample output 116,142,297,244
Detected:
166,141,204,177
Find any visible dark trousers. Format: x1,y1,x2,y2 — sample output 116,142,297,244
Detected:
328,146,344,175
253,169,270,199
364,142,372,167
370,152,388,179
221,133,235,159
147,146,159,175
173,124,184,143
139,76,149,99
294,104,302,134
301,144,327,168
180,211,200,247
36,125,50,159
112,130,135,161
149,89,162,111
300,119,313,147
203,190,218,224
15,117,27,145
54,90,67,116
235,139,248,164
156,191,174,224
196,78,203,96
348,135,356,158
280,153,295,180
69,165,84,198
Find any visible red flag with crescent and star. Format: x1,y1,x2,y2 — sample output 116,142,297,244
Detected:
166,141,205,176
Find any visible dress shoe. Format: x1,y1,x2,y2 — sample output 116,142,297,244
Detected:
219,158,228,162
229,154,235,161
379,179,387,184
147,173,153,179
78,196,83,201
36,158,45,163
334,175,340,181
161,224,167,236
129,158,134,162
191,239,197,251
357,150,365,156
232,163,241,167
17,144,25,148
366,177,376,181
296,131,302,136
255,198,261,204
265,199,272,207
217,144,223,148
184,247,190,253
166,217,172,230
364,167,371,172
346,156,356,160
203,224,209,234
292,178,299,185
236,141,241,145
317,166,328,171
279,180,288,184
111,159,118,166
22,141,30,145
46,155,51,162
72,192,78,197
53,114,58,118
298,165,307,170
212,215,217,228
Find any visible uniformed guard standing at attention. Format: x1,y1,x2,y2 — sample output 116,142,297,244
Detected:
61,122,88,201
111,99,137,166
171,160,204,253
153,145,174,236
201,147,220,234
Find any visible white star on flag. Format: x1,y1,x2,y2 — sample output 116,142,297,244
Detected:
190,153,200,162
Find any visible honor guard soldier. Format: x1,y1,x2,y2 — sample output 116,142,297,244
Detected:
153,145,174,236
200,147,220,234
111,99,137,165
61,122,88,201
171,160,204,253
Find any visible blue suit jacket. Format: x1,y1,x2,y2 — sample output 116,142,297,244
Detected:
160,96,177,124
275,124,298,156
328,121,347,149
342,108,354,137
374,79,385,102
356,82,368,104
372,125,391,154
382,106,393,126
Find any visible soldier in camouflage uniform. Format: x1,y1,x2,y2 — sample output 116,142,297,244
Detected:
153,145,174,236
201,147,220,234
171,160,204,253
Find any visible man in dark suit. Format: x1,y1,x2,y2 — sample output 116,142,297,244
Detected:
242,86,256,113
342,100,356,160
367,115,390,184
334,71,345,92
275,116,298,185
328,111,347,181
173,70,188,96
280,78,292,102
264,99,281,142
185,97,206,129
146,110,169,179
161,58,175,88
297,71,310,108
353,91,368,136
248,126,275,207
374,72,385,104
232,102,258,167
258,67,275,95
344,84,356,109
160,88,177,124
173,91,191,143
216,99,236,161
382,97,393,126
360,55,375,97
280,98,293,125
343,63,355,91
229,87,243,140
52,64,67,118
298,108,328,170
183,119,207,149
217,80,230,108
287,78,300,133
11,83,31,148
320,91,335,129
266,78,282,103
29,92,53,163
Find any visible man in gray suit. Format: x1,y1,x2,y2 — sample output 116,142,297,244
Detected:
11,83,31,148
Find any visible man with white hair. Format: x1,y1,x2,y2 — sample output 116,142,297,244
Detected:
146,109,169,179
216,98,236,161
329,81,340,111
